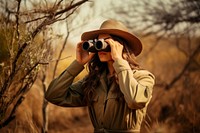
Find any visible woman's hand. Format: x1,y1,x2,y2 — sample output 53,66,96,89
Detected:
106,39,124,61
76,41,95,65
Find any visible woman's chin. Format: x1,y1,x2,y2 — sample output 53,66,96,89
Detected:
99,59,107,62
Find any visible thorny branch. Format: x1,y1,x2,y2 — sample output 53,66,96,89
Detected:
52,21,70,79
0,0,88,95
0,0,89,128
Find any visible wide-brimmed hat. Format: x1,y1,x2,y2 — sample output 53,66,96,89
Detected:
81,19,142,56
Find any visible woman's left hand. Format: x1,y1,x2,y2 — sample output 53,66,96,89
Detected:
106,39,124,61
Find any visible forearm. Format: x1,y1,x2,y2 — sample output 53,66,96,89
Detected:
45,60,85,106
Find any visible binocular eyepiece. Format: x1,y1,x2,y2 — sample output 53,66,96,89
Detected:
82,39,110,52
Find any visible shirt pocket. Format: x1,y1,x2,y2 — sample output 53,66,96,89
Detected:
105,92,125,116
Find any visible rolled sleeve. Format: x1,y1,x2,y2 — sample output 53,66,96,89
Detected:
113,59,131,74
66,60,85,77
113,58,155,109
45,60,86,107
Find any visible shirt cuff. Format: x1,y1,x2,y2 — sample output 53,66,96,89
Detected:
113,59,131,74
66,60,84,76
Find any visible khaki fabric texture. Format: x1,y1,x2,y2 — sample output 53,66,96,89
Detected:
45,59,155,132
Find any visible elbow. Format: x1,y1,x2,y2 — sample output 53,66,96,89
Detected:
44,90,53,103
44,81,57,103
45,91,50,101
127,86,152,109
44,85,57,103
44,91,60,105
127,100,147,109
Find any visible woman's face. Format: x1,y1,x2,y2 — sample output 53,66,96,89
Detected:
97,34,113,62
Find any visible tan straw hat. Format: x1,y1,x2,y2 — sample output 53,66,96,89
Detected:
81,19,142,56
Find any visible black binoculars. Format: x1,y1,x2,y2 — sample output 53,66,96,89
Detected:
82,39,111,52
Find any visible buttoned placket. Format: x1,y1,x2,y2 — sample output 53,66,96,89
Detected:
99,70,112,127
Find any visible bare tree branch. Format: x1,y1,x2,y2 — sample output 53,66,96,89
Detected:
41,69,48,133
0,96,24,128
166,43,200,90
0,0,90,128
52,22,70,79
15,0,21,43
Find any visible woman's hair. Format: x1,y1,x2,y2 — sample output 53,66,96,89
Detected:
82,35,140,104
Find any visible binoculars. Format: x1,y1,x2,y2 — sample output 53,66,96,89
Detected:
82,39,110,52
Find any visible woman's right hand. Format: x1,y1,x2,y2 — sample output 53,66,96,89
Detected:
76,41,95,65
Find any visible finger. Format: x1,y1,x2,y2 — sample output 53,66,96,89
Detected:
106,38,121,46
105,38,113,44
105,39,115,48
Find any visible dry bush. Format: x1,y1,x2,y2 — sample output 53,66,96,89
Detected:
140,36,200,133
48,104,92,133
0,0,90,130
0,77,92,133
146,71,200,133
0,42,92,133
0,83,42,133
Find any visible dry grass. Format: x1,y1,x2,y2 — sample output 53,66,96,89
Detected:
1,37,200,133
144,71,200,133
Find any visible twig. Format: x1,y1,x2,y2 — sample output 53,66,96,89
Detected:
50,56,72,62
25,15,49,24
55,0,88,16
41,69,48,133
52,22,70,79
0,42,29,96
15,0,21,43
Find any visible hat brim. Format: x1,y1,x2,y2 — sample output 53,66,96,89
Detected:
81,29,142,56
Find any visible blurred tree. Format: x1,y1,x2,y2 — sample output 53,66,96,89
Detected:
0,0,89,131
112,0,200,88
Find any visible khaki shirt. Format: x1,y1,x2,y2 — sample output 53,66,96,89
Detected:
45,59,155,133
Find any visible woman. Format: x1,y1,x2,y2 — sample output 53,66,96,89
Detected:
45,19,155,133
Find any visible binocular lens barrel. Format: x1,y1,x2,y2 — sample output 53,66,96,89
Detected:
82,40,110,52
82,41,97,52
95,40,110,52
95,40,107,50
82,41,91,51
